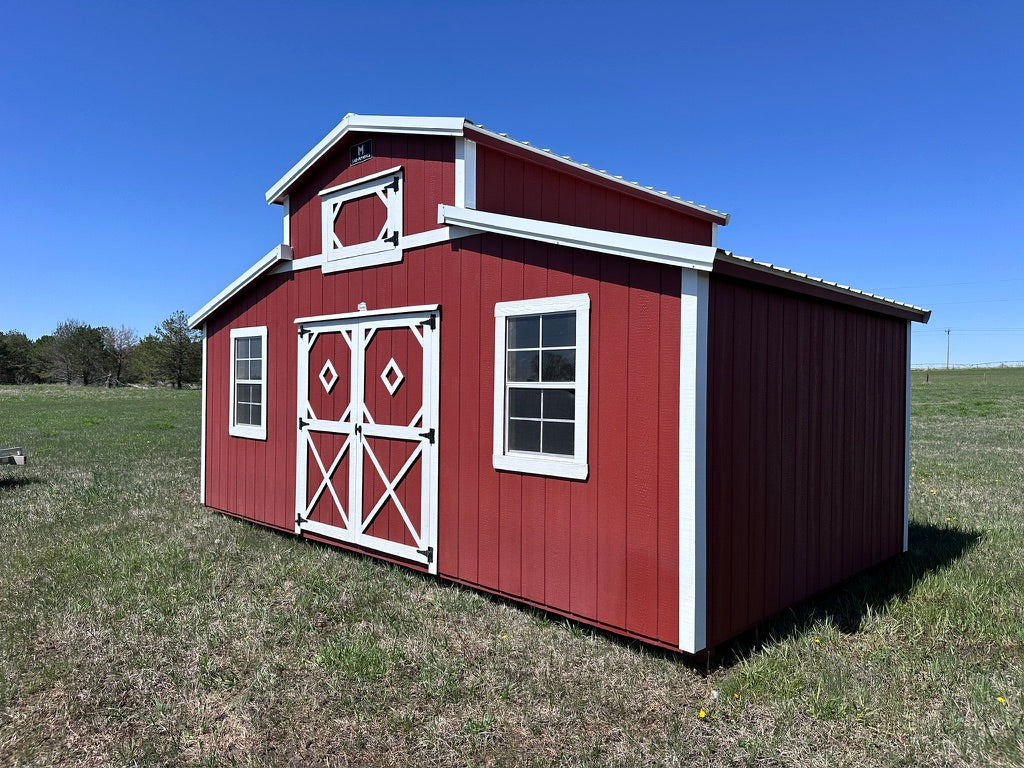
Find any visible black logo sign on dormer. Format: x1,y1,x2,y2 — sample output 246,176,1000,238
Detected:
350,139,373,166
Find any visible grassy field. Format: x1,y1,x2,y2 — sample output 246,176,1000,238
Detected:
0,372,1021,767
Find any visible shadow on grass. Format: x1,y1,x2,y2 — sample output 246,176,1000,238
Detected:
0,475,43,491
710,521,982,670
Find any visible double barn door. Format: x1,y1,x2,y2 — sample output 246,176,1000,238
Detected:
295,306,440,573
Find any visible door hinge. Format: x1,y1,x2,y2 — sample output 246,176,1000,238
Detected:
420,314,436,331
355,424,362,436
383,231,399,246
419,427,435,444
417,545,434,564
298,326,310,338
298,417,308,430
386,176,400,193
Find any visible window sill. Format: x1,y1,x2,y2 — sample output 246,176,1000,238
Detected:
493,453,588,480
229,425,267,440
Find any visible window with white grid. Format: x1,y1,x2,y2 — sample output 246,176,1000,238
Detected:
229,326,267,439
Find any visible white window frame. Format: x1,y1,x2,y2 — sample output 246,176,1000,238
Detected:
493,294,590,480
229,325,267,440
320,165,404,272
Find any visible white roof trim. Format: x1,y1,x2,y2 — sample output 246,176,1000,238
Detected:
438,205,717,271
188,244,293,328
265,113,729,223
266,115,466,204
716,251,931,321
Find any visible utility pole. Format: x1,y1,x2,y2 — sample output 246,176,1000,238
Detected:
945,328,951,369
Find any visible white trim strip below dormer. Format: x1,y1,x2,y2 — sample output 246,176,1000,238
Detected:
437,205,717,271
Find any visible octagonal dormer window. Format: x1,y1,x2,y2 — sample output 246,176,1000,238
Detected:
320,165,404,272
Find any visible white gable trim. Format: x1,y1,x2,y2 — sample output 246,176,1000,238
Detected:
679,269,709,654
266,115,466,204
437,205,717,271
188,244,293,329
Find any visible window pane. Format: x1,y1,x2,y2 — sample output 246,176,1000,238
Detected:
541,350,575,382
236,360,248,380
542,421,574,456
235,401,249,425
249,359,262,380
507,350,539,382
508,418,541,453
250,336,262,357
542,389,575,420
235,337,248,359
541,312,575,347
506,316,539,349
248,403,262,427
509,388,541,418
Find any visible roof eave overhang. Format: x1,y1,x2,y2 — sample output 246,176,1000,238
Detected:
713,251,931,323
188,244,294,329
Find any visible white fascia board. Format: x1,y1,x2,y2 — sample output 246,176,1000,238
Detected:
188,244,293,328
438,205,717,271
265,114,466,204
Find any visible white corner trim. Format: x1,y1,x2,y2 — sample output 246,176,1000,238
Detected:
199,324,208,505
266,114,466,204
189,244,293,328
438,205,716,271
282,197,290,246
492,293,590,481
679,269,709,654
904,322,912,552
455,138,477,209
229,325,268,441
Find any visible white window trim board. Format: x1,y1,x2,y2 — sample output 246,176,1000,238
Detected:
903,322,911,552
319,165,405,197
679,269,709,654
188,244,293,329
229,325,268,440
200,324,208,505
492,293,590,481
438,205,717,272
321,167,403,265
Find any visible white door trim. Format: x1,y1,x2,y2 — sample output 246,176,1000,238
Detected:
295,306,440,573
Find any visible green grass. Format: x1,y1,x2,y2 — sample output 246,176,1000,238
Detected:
0,375,1022,766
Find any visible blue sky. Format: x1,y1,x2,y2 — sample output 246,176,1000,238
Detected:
1,1,1021,366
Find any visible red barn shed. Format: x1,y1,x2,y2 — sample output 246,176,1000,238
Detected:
190,114,930,654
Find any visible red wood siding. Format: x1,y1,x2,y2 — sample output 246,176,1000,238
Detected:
203,237,682,648
286,134,456,259
705,274,908,649
471,136,715,246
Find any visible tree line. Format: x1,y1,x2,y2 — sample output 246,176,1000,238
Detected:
0,310,201,388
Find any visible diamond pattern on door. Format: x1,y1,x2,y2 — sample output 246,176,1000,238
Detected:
319,359,339,394
380,357,404,396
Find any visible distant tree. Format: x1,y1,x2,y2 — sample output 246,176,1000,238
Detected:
49,320,108,385
128,334,162,384
102,325,138,386
32,335,53,382
153,311,201,388
49,320,80,384
0,331,36,383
